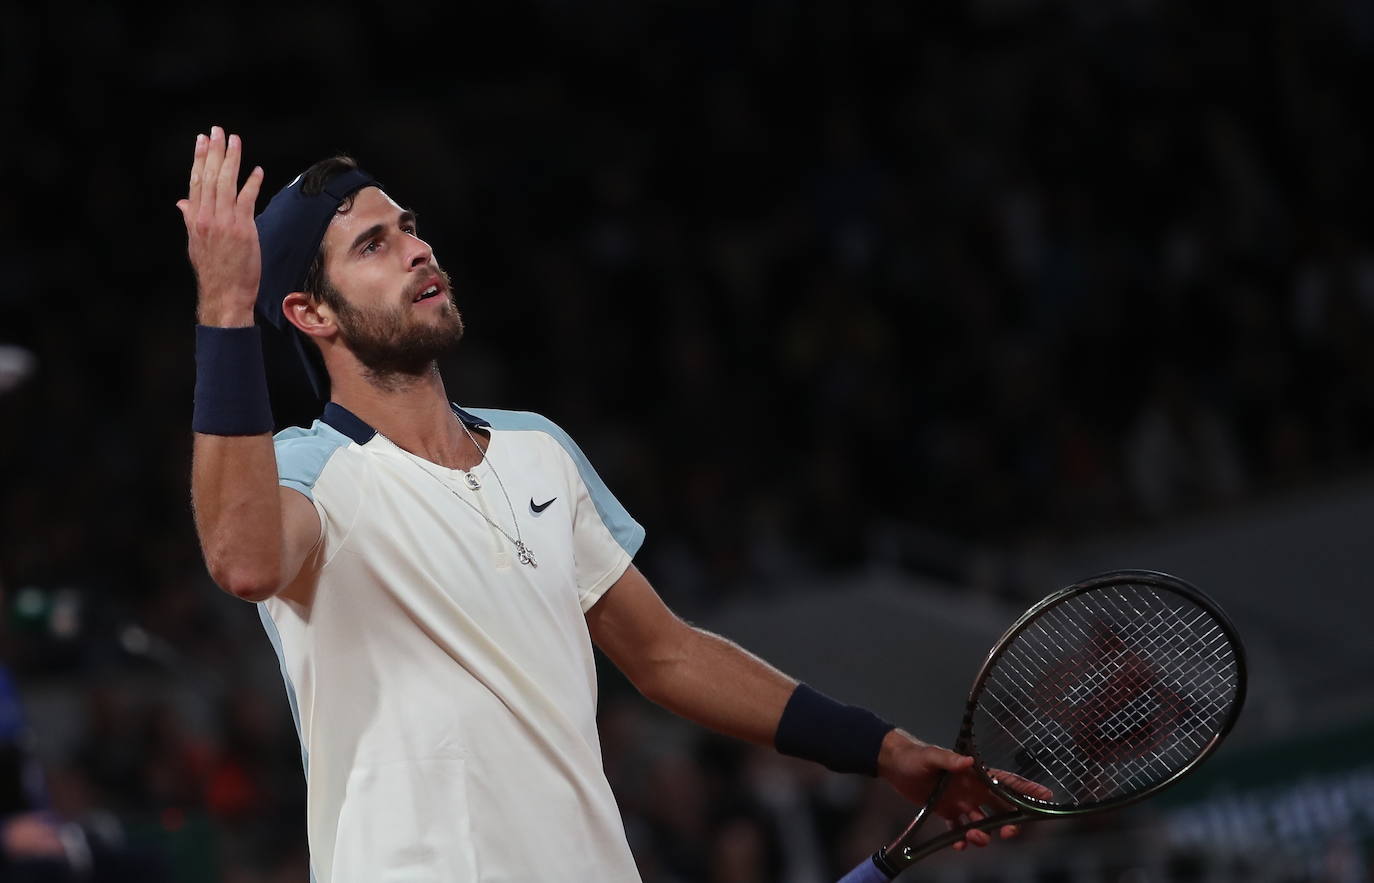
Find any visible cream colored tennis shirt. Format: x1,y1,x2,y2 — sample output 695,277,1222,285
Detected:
260,402,644,882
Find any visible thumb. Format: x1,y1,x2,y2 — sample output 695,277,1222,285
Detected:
176,200,190,222
931,749,975,773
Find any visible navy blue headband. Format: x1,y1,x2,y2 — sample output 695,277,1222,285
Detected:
253,165,376,428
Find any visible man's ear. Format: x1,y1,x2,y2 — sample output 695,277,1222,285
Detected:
282,292,337,339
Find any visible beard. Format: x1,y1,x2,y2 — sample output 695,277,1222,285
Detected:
330,268,465,385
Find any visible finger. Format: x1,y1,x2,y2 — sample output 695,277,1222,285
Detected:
946,816,965,852
200,126,226,220
994,769,1044,796
964,807,988,842
237,165,265,221
955,812,990,849
951,801,981,819
990,769,1054,802
187,133,208,208
1000,824,1019,840
217,132,243,218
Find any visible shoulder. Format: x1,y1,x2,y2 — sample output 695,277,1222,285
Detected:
273,420,355,500
463,406,605,487
462,405,644,553
463,408,588,455
465,407,565,437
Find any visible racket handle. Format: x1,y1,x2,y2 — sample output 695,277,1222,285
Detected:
838,851,897,883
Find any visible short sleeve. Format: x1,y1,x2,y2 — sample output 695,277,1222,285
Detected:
540,422,643,610
273,424,354,559
568,465,638,610
274,425,343,502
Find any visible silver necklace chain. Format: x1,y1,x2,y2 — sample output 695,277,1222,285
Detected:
408,418,537,568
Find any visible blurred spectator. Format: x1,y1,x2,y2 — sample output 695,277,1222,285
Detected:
1125,368,1246,518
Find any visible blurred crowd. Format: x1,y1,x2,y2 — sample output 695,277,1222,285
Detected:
3,0,1374,878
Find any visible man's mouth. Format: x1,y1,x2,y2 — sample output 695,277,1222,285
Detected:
413,282,442,303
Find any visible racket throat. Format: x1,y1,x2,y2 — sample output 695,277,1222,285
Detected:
883,771,949,868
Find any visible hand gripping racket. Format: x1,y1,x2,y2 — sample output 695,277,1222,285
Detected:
840,570,1247,882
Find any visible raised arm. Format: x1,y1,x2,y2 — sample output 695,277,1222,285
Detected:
586,564,1023,847
178,127,318,602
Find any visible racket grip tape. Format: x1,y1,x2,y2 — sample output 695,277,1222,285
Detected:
837,851,896,883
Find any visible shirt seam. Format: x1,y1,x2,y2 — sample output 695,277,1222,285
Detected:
316,444,369,570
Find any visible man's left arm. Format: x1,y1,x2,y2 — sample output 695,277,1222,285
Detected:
585,564,1022,846
585,564,793,744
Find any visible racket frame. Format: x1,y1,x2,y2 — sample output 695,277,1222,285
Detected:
874,570,1248,877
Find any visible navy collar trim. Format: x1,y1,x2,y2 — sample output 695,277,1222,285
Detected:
454,405,491,429
320,402,374,444
321,402,490,446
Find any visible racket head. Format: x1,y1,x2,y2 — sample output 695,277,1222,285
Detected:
963,570,1246,817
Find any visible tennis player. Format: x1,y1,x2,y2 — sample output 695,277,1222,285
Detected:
179,127,1027,882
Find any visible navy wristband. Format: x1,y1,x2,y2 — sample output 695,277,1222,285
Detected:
193,325,275,435
774,683,895,776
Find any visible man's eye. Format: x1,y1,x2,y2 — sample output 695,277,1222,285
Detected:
402,225,417,236
362,241,379,255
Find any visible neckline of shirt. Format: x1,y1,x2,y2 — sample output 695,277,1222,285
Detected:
321,401,491,444
321,401,496,478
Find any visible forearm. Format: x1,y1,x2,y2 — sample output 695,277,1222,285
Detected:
638,626,798,747
590,569,894,768
192,432,285,601
640,627,895,775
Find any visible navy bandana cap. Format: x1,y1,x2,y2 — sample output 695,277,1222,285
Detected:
252,166,376,429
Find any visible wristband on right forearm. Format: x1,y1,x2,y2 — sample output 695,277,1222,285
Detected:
192,325,274,436
774,683,895,776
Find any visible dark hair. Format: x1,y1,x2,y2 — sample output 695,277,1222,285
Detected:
298,155,359,198
299,155,359,309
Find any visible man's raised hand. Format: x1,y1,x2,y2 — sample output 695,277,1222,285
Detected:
176,126,265,327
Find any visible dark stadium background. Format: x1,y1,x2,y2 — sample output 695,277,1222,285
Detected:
3,2,1373,880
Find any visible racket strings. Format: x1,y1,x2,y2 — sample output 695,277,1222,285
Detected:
991,589,1237,798
1039,600,1225,754
1005,599,1232,792
1032,601,1231,788
971,583,1241,809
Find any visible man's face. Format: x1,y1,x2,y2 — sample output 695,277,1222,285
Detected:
317,186,463,378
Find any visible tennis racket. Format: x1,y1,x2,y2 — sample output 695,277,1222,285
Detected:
840,570,1247,882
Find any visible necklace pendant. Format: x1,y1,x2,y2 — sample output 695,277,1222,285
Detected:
515,541,537,568
463,472,481,490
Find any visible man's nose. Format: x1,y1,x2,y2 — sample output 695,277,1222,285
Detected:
407,237,433,269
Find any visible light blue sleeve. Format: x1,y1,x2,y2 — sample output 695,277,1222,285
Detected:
465,408,644,557
272,423,351,501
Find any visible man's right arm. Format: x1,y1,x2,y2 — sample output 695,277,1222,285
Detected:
179,127,316,602
192,435,320,602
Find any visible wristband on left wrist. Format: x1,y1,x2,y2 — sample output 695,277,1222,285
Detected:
774,683,895,776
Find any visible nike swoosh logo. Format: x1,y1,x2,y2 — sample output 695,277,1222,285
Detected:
530,497,556,514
